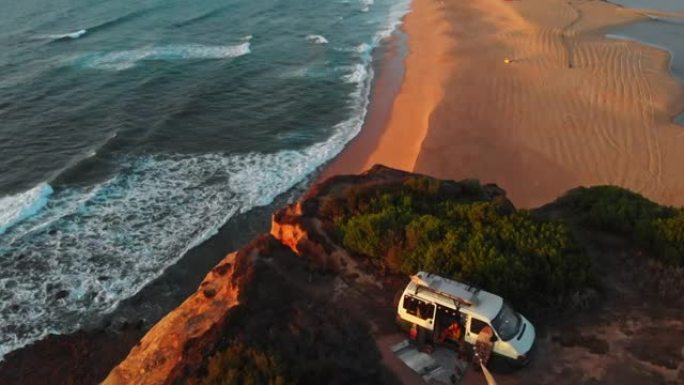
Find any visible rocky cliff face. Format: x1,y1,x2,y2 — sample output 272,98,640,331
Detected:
103,167,476,385
100,165,507,385
101,244,254,385
9,166,683,385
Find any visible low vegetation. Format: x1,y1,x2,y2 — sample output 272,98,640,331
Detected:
194,302,396,385
192,246,398,385
556,186,684,266
197,342,287,385
322,176,593,309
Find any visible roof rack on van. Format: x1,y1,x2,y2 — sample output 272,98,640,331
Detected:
410,272,479,307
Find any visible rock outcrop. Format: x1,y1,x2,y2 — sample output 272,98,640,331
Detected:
101,239,259,385
100,165,508,385
8,165,684,385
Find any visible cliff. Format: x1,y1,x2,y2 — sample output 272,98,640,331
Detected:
99,165,508,385
101,247,247,385
100,165,684,385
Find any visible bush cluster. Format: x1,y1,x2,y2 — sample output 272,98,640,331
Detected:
193,249,398,385
330,177,592,308
197,342,286,385
557,186,683,266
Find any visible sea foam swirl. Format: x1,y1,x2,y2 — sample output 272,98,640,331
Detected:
76,42,251,71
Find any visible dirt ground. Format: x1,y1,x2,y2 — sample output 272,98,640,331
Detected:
274,168,684,385
342,222,684,385
483,225,684,385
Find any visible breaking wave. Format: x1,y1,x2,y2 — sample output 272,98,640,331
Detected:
306,34,329,45
76,42,251,71
343,63,367,83
0,183,53,236
0,0,413,361
43,29,87,42
0,113,368,358
361,0,375,12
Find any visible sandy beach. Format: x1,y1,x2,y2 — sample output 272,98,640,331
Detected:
328,0,684,208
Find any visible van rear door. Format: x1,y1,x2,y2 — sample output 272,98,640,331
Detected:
400,294,435,330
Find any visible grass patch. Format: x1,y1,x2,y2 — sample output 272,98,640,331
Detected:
196,342,287,385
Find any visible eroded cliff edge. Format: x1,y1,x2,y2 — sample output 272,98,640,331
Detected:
101,165,684,385
100,166,509,385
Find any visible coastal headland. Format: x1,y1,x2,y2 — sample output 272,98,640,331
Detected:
2,0,684,384
94,166,684,385
328,0,684,208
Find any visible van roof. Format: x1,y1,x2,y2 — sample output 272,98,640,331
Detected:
406,272,503,321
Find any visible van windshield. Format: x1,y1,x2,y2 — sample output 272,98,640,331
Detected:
491,302,521,341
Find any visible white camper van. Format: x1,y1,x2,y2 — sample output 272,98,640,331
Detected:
396,272,536,367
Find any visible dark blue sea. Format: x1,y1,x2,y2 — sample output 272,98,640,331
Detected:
0,0,410,359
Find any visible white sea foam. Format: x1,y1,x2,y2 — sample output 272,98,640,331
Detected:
0,0,414,361
78,42,251,71
0,184,53,236
376,0,412,43
306,34,329,45
361,0,374,12
355,43,371,54
343,63,367,84
0,56,375,358
44,29,87,41
0,128,367,358
334,43,371,54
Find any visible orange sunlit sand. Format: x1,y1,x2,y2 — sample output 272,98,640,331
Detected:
329,0,684,208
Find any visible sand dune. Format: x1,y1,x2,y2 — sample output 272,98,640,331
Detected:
357,0,684,208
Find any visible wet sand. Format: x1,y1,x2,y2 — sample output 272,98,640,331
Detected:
331,0,684,208
321,29,408,179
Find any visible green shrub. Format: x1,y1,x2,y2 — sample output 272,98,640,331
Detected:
198,342,287,385
651,209,684,266
557,186,682,266
339,207,411,259
332,185,592,309
556,186,671,232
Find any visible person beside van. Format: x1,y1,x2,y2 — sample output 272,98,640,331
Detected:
474,326,495,367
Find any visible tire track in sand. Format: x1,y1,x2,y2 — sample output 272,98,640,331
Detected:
561,1,582,69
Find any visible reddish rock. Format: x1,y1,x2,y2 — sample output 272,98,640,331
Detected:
101,245,254,385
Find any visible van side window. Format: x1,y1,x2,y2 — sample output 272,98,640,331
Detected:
470,318,488,334
403,295,434,320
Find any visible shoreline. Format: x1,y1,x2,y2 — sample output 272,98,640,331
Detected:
320,25,409,179
323,0,452,177
330,0,684,208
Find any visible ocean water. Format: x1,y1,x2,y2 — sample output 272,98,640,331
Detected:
610,0,683,13
608,0,684,123
0,0,411,359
